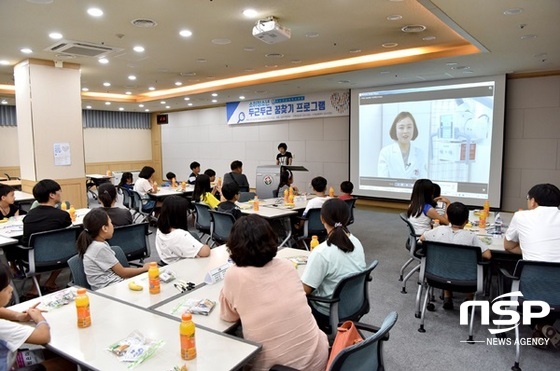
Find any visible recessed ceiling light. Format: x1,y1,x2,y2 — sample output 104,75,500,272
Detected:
103,82,111,87
387,15,402,21
105,102,111,105
243,47,255,52
184,97,190,101
422,36,436,41
451,65,470,70
211,99,217,103
133,46,145,53
212,38,231,45
87,8,103,17
446,62,458,66
244,68,255,72
131,19,157,28
148,86,155,91
0,60,9,65
520,34,537,40
265,64,278,68
119,107,124,111
139,104,144,107
305,32,319,38
243,9,258,17
82,87,89,91
401,25,426,33
128,75,136,80
1,100,8,105
187,103,193,106
145,109,150,112
86,105,92,109
160,101,166,104
239,96,245,100
338,80,350,84
265,53,284,58
211,93,218,97
349,49,362,54
20,48,33,54
27,0,54,4
196,58,207,63
98,58,109,64
504,8,523,15
179,29,192,37
125,91,132,95
291,60,302,64
463,70,474,74
379,71,390,75
175,82,182,86
382,42,398,48
165,106,170,109
49,32,63,39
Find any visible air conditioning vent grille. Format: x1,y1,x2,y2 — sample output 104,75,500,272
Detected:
44,40,123,58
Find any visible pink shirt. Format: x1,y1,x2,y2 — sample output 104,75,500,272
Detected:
220,258,328,371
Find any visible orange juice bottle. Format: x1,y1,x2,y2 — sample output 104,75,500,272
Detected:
60,201,67,211
483,200,490,214
283,189,289,203
329,187,335,197
172,178,177,188
75,288,91,328
69,205,76,222
310,235,319,250
479,211,487,229
148,262,160,294
253,195,260,211
180,312,196,360
181,181,186,190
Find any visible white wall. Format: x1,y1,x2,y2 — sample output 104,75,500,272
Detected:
0,127,152,165
162,107,350,192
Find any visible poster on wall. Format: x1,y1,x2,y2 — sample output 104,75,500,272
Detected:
226,91,349,125
53,142,71,166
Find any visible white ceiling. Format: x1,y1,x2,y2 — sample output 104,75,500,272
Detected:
0,0,558,112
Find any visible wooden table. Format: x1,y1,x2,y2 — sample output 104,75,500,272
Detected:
14,191,35,203
0,179,22,189
9,291,260,371
148,186,194,200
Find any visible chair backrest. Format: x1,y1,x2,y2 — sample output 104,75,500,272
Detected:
193,202,212,233
129,190,144,212
28,226,81,273
344,198,357,225
238,191,256,203
107,222,150,262
512,260,560,309
110,245,130,268
303,208,327,239
420,241,483,292
329,312,398,371
209,210,236,245
120,187,133,209
67,254,91,290
272,189,279,198
332,260,379,321
399,212,419,253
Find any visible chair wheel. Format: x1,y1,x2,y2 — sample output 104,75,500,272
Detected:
414,312,421,319
427,303,435,311
418,325,426,333
398,276,403,282
511,364,521,371
401,288,407,294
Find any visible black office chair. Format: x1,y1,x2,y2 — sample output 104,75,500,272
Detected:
398,213,423,296
4,173,20,180
107,222,151,267
344,197,357,225
307,260,379,341
17,226,81,296
68,246,130,290
209,210,236,246
120,187,133,209
270,311,398,371
497,261,560,371
193,202,213,244
129,190,155,223
298,208,327,250
417,241,487,342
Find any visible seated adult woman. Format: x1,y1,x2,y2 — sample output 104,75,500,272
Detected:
156,196,211,264
98,183,133,226
220,215,328,371
193,174,220,209
301,198,366,330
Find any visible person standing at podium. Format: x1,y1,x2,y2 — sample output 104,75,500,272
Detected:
276,142,293,165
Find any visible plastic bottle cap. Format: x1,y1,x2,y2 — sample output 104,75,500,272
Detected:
77,288,86,295
182,312,192,321
149,262,157,267
312,235,318,239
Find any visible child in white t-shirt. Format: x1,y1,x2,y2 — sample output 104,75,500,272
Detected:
421,202,491,310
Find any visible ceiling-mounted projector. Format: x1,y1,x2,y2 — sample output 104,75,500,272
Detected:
252,17,291,44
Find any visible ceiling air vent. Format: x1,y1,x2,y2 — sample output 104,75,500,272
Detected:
45,40,123,58
401,25,427,33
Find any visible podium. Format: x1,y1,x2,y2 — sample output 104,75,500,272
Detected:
255,165,308,199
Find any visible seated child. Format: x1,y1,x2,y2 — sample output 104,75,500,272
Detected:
193,174,220,209
420,202,491,309
188,161,201,185
156,196,211,264
98,183,133,226
338,181,354,201
117,171,134,191
302,176,330,218
217,182,242,220
204,168,221,198
0,185,19,219
77,208,150,290
276,169,299,197
432,182,449,216
162,171,177,187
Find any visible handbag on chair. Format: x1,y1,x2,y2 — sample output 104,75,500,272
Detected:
326,321,363,370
